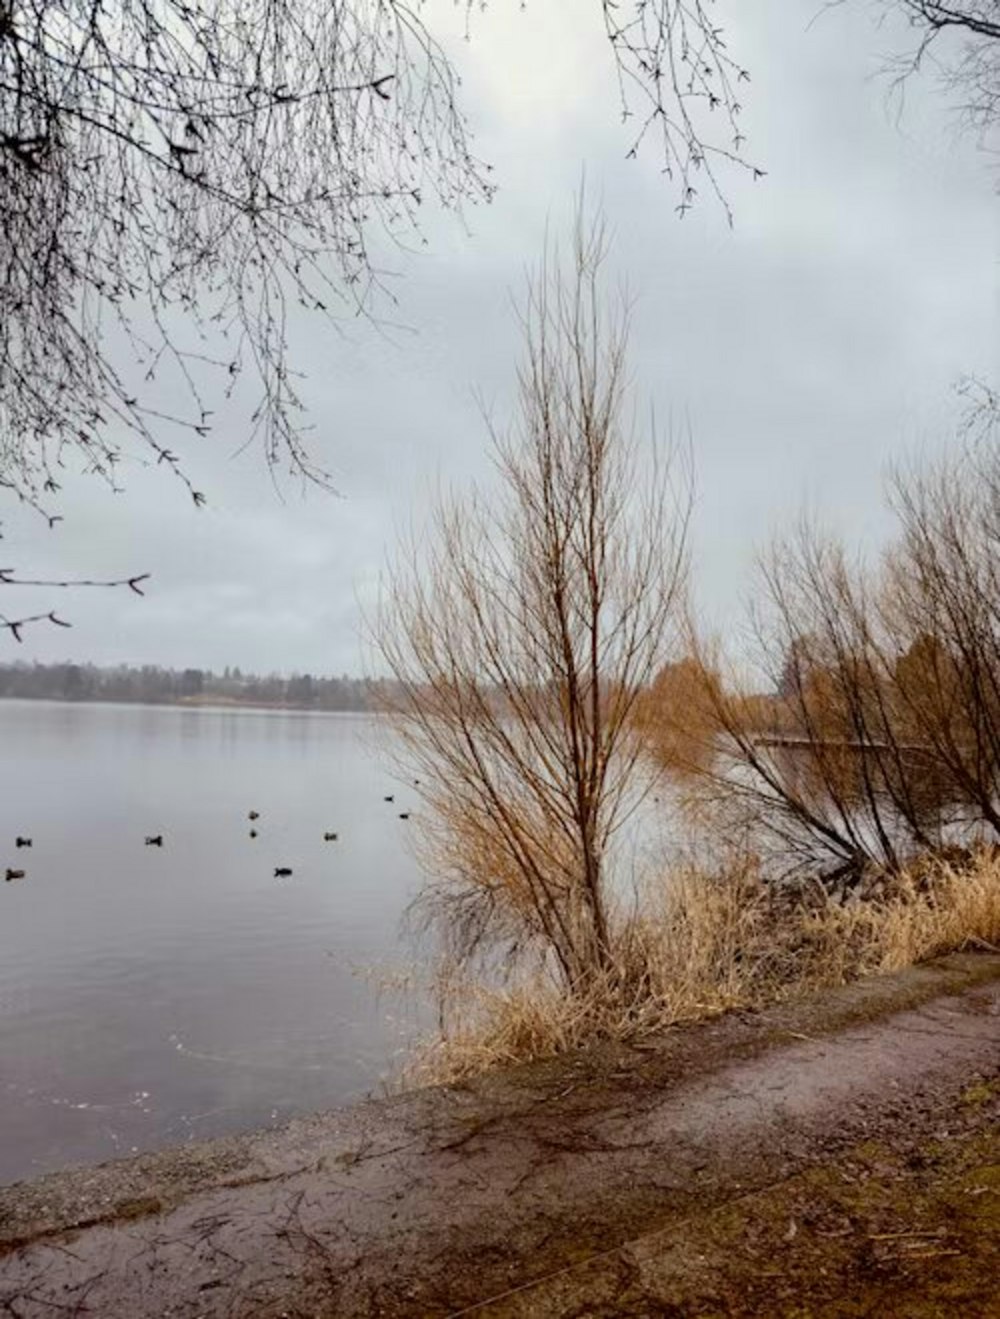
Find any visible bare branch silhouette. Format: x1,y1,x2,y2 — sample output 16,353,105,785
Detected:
0,566,149,639
599,0,762,222
0,0,493,518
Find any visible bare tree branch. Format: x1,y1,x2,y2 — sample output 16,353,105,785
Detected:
0,0,494,517
598,0,762,221
0,567,147,639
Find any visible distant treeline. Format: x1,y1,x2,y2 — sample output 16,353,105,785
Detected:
0,661,385,711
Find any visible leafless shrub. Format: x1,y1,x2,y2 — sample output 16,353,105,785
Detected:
686,527,953,885
639,433,1000,890
884,440,1000,834
632,654,723,779
375,206,689,994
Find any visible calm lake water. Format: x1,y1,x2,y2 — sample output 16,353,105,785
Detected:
0,701,428,1186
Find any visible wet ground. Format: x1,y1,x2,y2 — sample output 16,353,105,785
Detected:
0,952,997,1317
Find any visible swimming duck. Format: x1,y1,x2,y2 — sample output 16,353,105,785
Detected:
145,835,164,847
323,832,339,842
383,795,394,803
5,869,25,882
274,866,292,878
249,829,258,839
248,810,260,821
15,837,32,848
398,812,411,821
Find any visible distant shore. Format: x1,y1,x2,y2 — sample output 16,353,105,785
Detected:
0,693,371,714
0,661,383,713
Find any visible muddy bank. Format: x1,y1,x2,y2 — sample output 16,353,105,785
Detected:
0,953,997,1316
479,1104,1000,1316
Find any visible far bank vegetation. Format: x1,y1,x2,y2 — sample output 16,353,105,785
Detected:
376,210,1000,1083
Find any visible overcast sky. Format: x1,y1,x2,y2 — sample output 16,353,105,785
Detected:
4,0,997,676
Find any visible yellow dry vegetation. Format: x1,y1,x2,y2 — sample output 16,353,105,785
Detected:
409,849,1000,1085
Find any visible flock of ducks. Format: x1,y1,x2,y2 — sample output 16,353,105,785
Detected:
5,794,416,884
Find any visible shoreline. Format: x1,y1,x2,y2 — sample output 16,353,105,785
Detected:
2,952,998,1315
0,694,373,715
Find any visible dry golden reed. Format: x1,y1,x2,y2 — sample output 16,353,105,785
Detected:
407,848,1000,1086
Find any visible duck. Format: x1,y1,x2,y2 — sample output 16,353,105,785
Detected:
15,837,32,848
248,810,260,821
274,866,293,878
249,829,258,839
383,795,394,803
145,835,164,847
5,869,25,882
398,812,411,821
323,831,339,842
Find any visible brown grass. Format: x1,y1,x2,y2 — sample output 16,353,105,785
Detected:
407,849,1000,1086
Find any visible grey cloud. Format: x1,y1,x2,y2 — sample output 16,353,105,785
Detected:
5,0,997,674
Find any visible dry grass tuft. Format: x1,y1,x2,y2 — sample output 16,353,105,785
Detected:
408,848,1000,1087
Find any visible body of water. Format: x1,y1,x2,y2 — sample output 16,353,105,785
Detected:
0,701,426,1186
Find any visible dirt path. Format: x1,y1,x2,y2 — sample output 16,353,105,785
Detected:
0,953,997,1317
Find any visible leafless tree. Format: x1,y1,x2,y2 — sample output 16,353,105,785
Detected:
374,209,689,991
0,2,763,521
896,0,1000,41
655,434,1000,891
682,528,945,888
0,0,493,521
1,0,995,534
0,0,494,637
0,1,752,639
885,1,1000,137
608,0,1000,207
885,439,1000,835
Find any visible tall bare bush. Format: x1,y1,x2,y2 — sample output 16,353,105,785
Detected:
691,529,946,883
886,442,1000,835
654,436,1000,888
375,211,688,991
